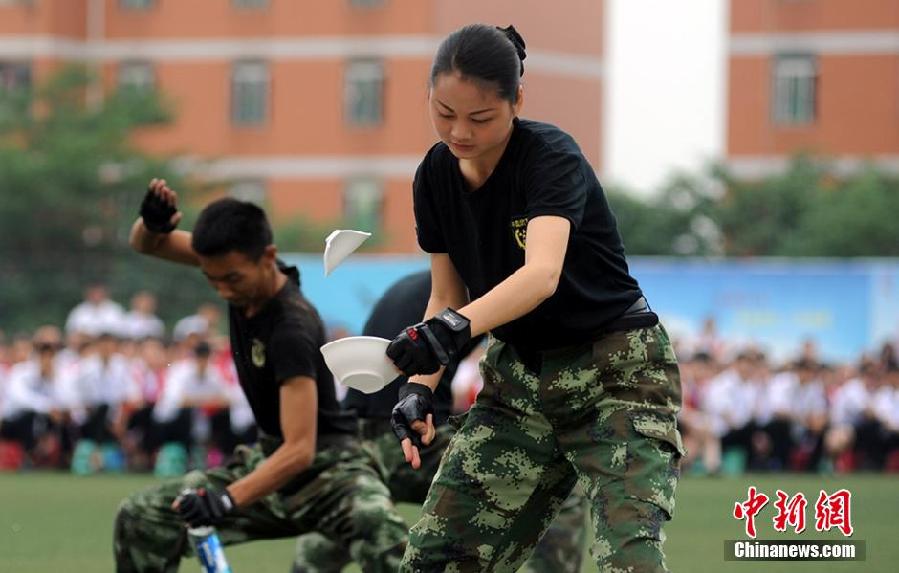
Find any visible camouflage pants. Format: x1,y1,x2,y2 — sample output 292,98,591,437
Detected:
293,425,588,572
113,440,407,572
401,324,684,573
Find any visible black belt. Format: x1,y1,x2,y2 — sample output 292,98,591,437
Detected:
514,297,658,374
358,417,393,441
603,296,658,333
624,296,649,313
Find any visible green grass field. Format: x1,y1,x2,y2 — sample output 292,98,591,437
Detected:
0,472,896,572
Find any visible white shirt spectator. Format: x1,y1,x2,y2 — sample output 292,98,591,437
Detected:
173,315,209,342
737,378,763,428
153,359,230,423
76,354,140,408
1,361,79,419
829,377,869,427
66,299,125,337
793,379,828,423
703,368,757,436
122,311,165,341
0,363,9,416
129,357,166,405
872,386,899,431
56,346,83,373
755,371,795,425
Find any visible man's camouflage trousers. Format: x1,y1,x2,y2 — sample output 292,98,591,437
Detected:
401,323,685,573
113,439,407,572
293,422,589,572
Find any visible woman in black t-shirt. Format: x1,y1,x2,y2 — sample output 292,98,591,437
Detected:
386,24,684,573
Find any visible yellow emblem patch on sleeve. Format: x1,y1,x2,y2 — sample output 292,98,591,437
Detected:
511,217,528,250
251,338,266,368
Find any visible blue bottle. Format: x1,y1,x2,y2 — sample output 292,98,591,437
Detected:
188,527,233,573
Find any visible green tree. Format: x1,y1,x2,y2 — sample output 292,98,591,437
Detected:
711,156,823,256
607,173,719,256
0,66,213,333
780,167,899,256
713,157,899,257
609,155,899,258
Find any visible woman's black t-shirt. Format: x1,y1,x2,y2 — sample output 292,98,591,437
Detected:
413,118,643,351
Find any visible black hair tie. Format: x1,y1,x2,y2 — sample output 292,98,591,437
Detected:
497,25,527,76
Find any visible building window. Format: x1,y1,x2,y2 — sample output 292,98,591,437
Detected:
344,59,384,127
343,178,383,232
232,0,268,8
773,55,817,125
231,60,269,126
119,0,154,9
0,61,31,94
230,180,267,205
117,61,155,93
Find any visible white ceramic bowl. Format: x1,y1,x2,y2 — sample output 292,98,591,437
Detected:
323,230,371,276
320,336,399,394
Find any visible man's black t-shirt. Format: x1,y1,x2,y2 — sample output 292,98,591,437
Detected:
229,262,356,440
414,118,643,351
341,271,479,426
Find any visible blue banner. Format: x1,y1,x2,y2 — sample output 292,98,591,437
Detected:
284,254,898,363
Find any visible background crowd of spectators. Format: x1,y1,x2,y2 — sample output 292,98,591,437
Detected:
1,286,897,476
0,285,254,475
449,319,899,476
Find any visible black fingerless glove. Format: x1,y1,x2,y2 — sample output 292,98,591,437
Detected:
390,383,435,450
139,187,177,233
175,487,235,527
386,308,471,376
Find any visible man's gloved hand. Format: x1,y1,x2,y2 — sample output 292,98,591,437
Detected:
391,382,435,450
386,308,471,376
174,487,235,527
139,181,179,233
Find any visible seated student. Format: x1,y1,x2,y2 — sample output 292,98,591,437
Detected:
0,326,76,468
150,340,232,466
789,360,828,472
703,352,760,470
0,330,8,421
677,351,722,474
121,336,169,471
122,291,166,342
825,360,876,470
864,360,899,470
73,328,140,465
65,283,125,339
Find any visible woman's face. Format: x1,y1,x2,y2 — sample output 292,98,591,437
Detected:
429,71,522,161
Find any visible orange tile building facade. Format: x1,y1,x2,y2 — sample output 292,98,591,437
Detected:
727,0,899,178
0,0,604,252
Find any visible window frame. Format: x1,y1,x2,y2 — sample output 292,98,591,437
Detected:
344,58,385,127
772,54,818,126
231,60,271,126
